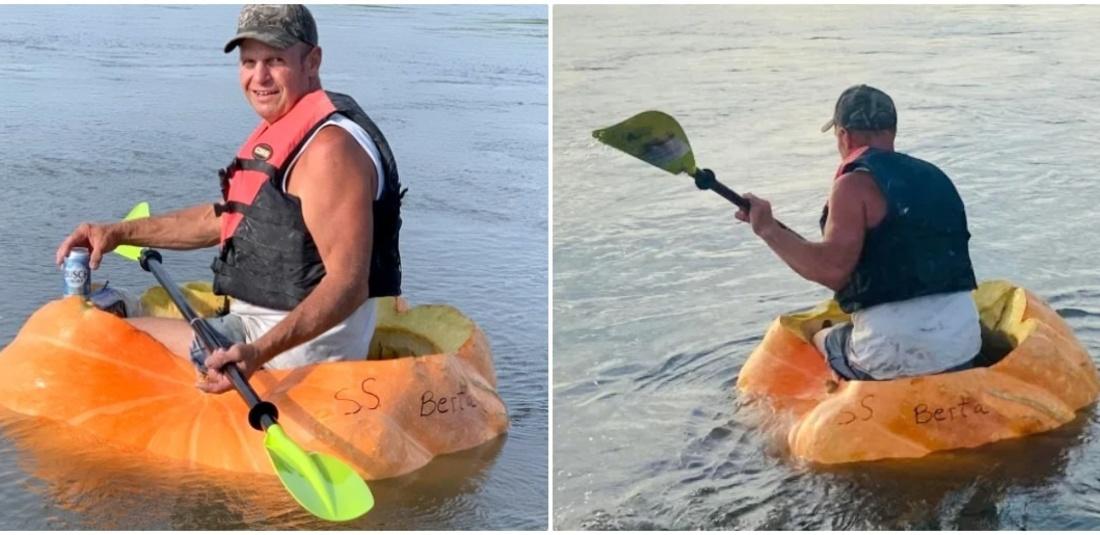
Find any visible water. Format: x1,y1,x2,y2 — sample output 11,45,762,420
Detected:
554,5,1100,530
0,4,546,530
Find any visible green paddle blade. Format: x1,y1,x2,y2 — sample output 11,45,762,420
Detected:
264,424,374,522
593,111,698,175
114,202,150,261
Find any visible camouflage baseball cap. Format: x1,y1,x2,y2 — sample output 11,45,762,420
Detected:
223,4,318,54
820,84,897,133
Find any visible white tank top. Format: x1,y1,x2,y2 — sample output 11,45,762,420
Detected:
233,114,384,369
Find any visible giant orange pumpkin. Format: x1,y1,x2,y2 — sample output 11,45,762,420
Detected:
0,284,508,479
738,280,1100,464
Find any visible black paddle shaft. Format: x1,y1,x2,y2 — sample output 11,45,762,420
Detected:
139,249,278,432
692,168,750,210
691,168,797,235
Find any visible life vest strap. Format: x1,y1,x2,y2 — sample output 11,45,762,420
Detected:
213,201,251,217
234,158,280,179
218,158,281,201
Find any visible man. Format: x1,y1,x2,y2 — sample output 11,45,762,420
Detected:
735,84,979,381
54,4,403,394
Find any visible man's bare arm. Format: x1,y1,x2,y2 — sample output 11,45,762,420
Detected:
739,172,871,291
56,204,221,269
247,125,376,366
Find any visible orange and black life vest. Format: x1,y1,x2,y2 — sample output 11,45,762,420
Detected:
211,89,403,310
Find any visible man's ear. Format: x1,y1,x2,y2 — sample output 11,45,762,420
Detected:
307,46,323,76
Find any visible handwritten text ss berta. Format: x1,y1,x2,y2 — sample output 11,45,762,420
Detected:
332,378,478,417
834,395,991,426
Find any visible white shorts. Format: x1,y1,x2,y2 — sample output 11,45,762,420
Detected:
846,290,981,380
204,298,379,369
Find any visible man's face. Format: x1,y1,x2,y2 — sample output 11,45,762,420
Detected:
238,40,319,123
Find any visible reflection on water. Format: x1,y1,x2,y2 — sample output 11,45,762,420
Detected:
567,381,1099,530
0,411,507,530
554,4,1100,530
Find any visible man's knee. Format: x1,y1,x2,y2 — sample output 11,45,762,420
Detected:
813,326,834,357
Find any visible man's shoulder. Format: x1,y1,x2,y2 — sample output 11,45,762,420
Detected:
833,169,877,197
831,169,886,223
301,123,364,161
289,123,376,196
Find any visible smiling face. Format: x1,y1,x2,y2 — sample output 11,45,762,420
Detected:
238,39,321,123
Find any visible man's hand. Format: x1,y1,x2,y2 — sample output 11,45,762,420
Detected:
198,343,263,394
734,193,779,239
56,223,121,269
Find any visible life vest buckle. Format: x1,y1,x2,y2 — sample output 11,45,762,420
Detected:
218,159,243,201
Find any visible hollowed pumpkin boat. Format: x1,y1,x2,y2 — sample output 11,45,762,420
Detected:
737,280,1100,464
0,283,509,480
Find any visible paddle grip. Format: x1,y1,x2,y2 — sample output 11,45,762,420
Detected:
139,249,279,430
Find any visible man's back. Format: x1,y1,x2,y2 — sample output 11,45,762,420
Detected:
833,149,980,380
834,148,977,314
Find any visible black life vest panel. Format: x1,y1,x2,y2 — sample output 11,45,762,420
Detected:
820,148,976,313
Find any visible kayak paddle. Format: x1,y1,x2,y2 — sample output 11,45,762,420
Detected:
111,205,373,522
593,111,798,234
592,111,753,210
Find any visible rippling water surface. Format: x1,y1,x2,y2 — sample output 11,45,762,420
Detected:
554,5,1100,529
0,4,547,529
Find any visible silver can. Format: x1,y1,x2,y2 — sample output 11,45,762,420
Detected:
63,247,91,296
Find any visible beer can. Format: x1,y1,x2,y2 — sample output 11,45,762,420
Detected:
63,247,92,296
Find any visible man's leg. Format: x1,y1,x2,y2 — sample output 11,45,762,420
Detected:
812,323,876,381
813,325,844,384
812,325,837,358
130,314,248,372
127,317,195,359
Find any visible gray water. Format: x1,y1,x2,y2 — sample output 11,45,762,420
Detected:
554,5,1100,530
0,4,547,530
